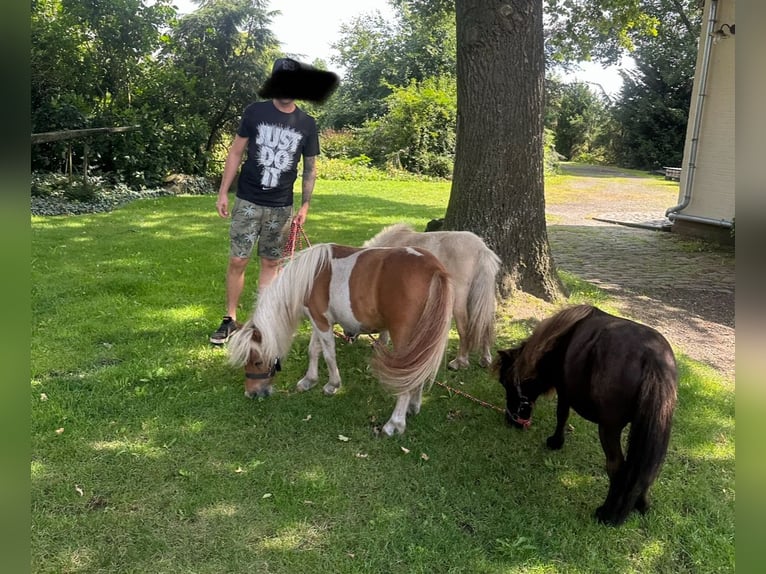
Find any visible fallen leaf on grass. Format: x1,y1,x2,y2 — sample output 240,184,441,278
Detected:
338,434,350,442
355,453,368,458
234,467,244,474
75,485,84,496
55,428,64,435
420,453,430,461
40,393,48,401
400,447,410,454
262,493,272,499
303,414,312,422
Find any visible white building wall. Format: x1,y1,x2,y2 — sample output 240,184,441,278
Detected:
676,0,736,223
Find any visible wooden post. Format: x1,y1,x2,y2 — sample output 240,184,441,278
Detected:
83,141,89,193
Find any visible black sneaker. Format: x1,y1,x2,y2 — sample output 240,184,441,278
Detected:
210,316,237,345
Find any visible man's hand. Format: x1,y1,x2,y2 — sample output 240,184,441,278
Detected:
294,203,309,226
216,194,229,218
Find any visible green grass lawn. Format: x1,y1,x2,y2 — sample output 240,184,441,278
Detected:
31,176,734,573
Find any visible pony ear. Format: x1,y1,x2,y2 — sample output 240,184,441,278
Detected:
250,328,262,343
494,347,519,365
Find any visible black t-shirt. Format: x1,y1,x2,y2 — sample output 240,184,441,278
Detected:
235,101,319,207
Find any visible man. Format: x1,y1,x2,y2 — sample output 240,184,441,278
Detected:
210,58,337,345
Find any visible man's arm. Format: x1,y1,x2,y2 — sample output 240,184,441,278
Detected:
216,135,248,218
295,155,317,225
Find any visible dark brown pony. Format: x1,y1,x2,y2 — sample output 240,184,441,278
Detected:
493,305,677,526
228,243,453,436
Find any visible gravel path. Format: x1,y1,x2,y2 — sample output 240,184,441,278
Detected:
544,165,735,382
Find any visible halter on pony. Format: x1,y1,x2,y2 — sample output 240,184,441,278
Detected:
245,358,282,380
508,375,533,429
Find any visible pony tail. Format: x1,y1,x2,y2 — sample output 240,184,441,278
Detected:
465,247,500,353
373,270,453,395
601,351,678,524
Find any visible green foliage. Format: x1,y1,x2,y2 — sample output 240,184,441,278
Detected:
356,76,457,177
324,13,396,128
317,157,439,182
325,2,456,129
164,1,279,160
31,172,68,198
31,0,278,183
30,0,705,186
610,2,701,170
552,83,612,162
318,129,367,159
317,157,385,181
545,0,661,64
61,180,99,203
543,128,561,175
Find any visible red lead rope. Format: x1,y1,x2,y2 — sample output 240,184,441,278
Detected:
433,380,505,414
280,221,311,267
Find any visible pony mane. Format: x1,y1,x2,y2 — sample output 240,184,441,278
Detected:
516,304,595,381
227,243,332,367
363,223,416,248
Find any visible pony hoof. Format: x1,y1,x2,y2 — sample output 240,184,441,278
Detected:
594,506,624,527
296,379,316,392
407,404,421,415
381,421,405,436
447,358,468,370
594,506,613,525
546,436,564,450
478,356,492,368
322,383,340,396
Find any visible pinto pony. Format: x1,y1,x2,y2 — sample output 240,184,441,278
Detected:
228,243,453,436
364,223,500,369
493,305,677,526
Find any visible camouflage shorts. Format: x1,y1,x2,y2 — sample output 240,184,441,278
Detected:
229,198,293,260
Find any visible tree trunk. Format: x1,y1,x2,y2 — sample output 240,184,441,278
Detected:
444,0,565,301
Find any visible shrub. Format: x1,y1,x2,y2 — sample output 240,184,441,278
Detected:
62,180,99,202
320,129,366,159
316,157,440,182
355,76,457,178
31,172,66,198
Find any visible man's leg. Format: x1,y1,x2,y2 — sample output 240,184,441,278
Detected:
225,256,250,320
258,257,281,290
256,205,293,291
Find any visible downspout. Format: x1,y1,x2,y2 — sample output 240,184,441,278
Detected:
665,0,731,229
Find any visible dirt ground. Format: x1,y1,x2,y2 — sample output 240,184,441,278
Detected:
506,164,735,383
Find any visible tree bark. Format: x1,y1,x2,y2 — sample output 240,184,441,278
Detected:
444,0,564,301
